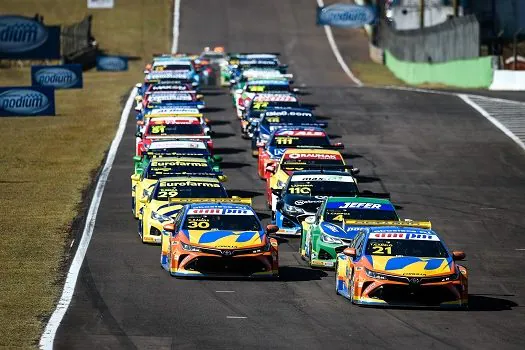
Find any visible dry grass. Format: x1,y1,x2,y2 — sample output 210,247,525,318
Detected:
351,61,406,86
0,0,172,347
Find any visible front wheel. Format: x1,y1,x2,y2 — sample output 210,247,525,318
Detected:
349,272,356,304
335,261,339,295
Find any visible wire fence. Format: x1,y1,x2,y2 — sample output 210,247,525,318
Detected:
61,15,97,64
379,14,480,63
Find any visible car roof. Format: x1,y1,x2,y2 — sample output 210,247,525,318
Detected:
291,170,352,176
284,148,341,155
186,203,254,210
150,156,208,163
366,226,440,239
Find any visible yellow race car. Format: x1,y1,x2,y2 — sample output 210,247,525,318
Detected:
138,176,251,243
264,148,356,211
130,156,226,218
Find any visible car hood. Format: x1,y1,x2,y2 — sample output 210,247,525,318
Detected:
181,229,264,249
363,255,454,277
319,222,359,240
284,195,326,213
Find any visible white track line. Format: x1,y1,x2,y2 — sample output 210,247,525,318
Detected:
458,94,525,153
171,0,181,53
315,0,363,86
39,90,137,349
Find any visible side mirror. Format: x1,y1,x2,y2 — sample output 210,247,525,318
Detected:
333,142,344,149
218,175,228,182
139,196,148,204
143,69,150,74
351,167,360,175
266,165,276,174
256,141,265,148
135,96,142,102
304,216,316,224
133,156,141,162
266,224,279,234
452,251,466,261
136,120,144,126
212,155,223,162
135,83,143,88
163,223,175,232
135,132,143,138
235,89,243,94
343,247,357,258
134,105,142,111
271,188,282,196
130,174,140,182
196,94,204,100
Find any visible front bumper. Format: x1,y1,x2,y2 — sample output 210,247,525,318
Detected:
310,241,349,268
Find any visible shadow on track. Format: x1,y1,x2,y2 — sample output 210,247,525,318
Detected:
209,120,231,126
204,107,226,113
214,147,245,155
467,295,518,311
212,132,236,139
279,266,328,281
355,175,381,183
228,190,264,198
221,162,251,169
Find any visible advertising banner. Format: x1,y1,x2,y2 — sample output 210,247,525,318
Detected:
31,64,83,89
316,3,376,28
96,55,128,71
87,0,115,9
0,87,55,116
0,16,61,59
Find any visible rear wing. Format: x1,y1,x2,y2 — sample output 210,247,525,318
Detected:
146,152,207,158
168,197,252,205
145,113,204,118
343,220,432,229
281,164,357,172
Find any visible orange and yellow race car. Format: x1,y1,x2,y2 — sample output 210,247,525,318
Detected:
264,148,356,210
335,224,468,309
160,202,279,278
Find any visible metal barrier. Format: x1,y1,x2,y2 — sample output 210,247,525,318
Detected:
379,15,480,63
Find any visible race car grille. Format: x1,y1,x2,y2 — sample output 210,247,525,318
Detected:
184,256,270,276
282,216,297,228
150,227,161,236
334,246,347,254
368,285,458,306
341,239,352,245
318,249,334,260
199,247,266,256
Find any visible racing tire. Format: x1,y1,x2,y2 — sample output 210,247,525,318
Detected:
131,197,136,217
334,261,339,295
271,210,276,221
307,242,314,267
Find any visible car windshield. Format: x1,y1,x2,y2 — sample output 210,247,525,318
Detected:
324,208,399,223
287,180,358,196
147,123,203,136
148,148,208,157
182,213,261,231
152,181,226,200
247,85,289,93
364,239,449,258
145,160,213,179
261,115,315,127
270,135,329,147
281,159,344,171
153,64,191,71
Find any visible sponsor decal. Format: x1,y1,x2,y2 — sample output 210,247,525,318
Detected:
275,130,325,137
253,94,297,102
371,232,439,241
149,141,205,149
161,181,220,188
187,208,254,215
286,153,340,160
31,64,83,89
0,16,60,59
150,117,199,125
264,110,313,117
317,3,375,28
294,200,323,206
0,87,55,116
291,175,354,182
96,55,128,71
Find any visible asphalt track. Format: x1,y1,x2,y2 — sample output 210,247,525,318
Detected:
55,1,525,349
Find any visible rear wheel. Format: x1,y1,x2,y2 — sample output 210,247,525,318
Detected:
334,261,339,295
349,272,356,304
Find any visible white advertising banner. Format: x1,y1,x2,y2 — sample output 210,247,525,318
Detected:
88,0,114,9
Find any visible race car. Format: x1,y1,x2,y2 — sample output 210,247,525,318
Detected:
256,127,340,179
300,197,430,268
240,92,300,134
137,91,205,111
335,225,468,308
195,46,227,85
264,148,353,209
130,156,226,218
135,117,212,156
160,203,279,278
138,176,250,244
271,171,359,235
145,58,200,87
136,107,211,137
133,140,221,176
233,79,291,117
248,108,323,150
220,53,282,86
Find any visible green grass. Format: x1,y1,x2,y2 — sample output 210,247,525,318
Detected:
0,0,172,347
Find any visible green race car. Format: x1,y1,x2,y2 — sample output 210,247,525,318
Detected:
300,197,403,268
133,139,222,176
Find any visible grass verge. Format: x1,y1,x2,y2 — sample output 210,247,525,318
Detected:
0,0,172,347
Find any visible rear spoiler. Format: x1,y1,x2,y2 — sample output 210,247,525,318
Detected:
168,197,252,205
145,113,204,118
343,220,432,229
146,152,207,158
287,144,343,150
281,164,359,175
145,90,197,95
269,122,327,128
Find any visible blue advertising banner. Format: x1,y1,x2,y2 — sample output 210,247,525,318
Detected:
0,16,61,59
0,87,55,116
31,64,83,89
96,55,129,71
317,3,376,28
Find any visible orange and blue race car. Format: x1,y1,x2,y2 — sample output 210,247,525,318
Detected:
160,203,279,278
335,225,468,308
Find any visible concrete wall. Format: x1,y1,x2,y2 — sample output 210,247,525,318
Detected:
385,50,494,88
